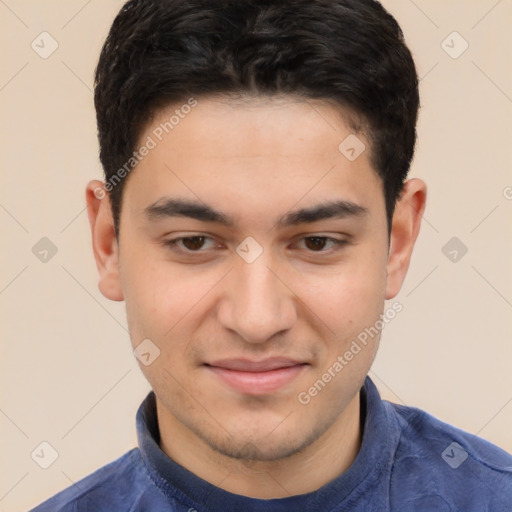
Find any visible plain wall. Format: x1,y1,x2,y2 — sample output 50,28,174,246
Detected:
1,1,511,510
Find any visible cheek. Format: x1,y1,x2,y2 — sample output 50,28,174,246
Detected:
120,253,222,347
302,251,387,327
120,253,181,343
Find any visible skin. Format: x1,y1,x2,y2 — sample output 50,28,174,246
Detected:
86,95,426,498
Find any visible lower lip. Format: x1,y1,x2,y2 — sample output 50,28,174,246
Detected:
206,365,307,395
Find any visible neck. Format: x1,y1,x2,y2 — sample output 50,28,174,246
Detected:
157,393,362,499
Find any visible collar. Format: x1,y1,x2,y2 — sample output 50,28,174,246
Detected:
136,376,396,511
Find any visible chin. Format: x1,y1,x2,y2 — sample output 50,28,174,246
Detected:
194,417,322,463
208,435,307,462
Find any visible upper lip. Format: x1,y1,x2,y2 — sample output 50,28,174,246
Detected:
206,357,306,372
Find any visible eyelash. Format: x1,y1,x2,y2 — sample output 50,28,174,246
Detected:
162,235,348,255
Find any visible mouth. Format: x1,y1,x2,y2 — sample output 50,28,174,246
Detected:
204,358,308,395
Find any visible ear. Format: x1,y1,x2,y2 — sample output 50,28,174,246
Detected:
85,180,124,301
385,178,427,299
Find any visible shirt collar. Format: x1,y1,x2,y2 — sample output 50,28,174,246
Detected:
136,376,397,511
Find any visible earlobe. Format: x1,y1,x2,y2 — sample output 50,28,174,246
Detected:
85,180,124,301
385,178,427,299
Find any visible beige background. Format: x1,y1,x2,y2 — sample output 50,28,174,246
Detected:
1,1,511,510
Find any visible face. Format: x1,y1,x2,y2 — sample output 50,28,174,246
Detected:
87,95,425,462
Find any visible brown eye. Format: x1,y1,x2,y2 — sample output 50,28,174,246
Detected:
297,236,348,253
181,236,206,250
163,235,216,252
304,237,328,251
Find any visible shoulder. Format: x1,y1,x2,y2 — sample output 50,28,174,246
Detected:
385,401,512,511
30,449,151,512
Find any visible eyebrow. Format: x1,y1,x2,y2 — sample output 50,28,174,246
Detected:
144,197,368,228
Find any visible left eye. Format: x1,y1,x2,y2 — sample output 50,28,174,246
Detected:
296,236,347,252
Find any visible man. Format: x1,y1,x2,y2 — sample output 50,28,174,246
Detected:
32,0,512,510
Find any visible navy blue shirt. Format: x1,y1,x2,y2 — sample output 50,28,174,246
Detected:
31,377,512,511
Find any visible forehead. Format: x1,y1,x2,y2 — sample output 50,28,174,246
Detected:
122,95,385,228
148,94,367,159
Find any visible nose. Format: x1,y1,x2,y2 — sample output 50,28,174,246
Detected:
217,252,297,344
